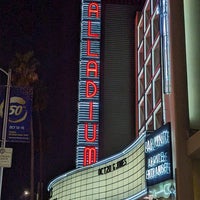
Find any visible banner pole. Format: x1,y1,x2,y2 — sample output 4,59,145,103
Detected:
0,69,11,199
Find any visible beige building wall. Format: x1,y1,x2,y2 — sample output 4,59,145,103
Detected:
168,0,194,199
184,0,200,200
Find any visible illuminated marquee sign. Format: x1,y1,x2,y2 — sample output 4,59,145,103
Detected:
76,0,101,168
145,123,173,186
98,158,127,175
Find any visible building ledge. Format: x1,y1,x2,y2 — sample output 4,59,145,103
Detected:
187,130,200,159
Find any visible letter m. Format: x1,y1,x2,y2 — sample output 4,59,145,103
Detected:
84,146,97,166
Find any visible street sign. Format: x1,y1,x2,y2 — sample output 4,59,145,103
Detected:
0,148,13,168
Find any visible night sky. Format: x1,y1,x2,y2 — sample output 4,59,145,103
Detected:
0,1,80,199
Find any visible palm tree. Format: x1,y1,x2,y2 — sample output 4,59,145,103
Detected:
10,51,46,200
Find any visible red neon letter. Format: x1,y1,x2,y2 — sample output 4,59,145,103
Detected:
89,102,93,120
86,60,98,77
86,80,97,98
84,146,97,166
87,40,98,57
88,3,99,18
84,123,97,142
88,21,99,38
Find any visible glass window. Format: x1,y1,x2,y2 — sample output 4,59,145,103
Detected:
145,27,151,58
154,72,162,106
155,105,163,129
152,38,160,74
152,13,160,41
139,99,145,128
145,1,151,29
138,71,145,99
152,0,159,13
145,56,152,87
138,18,144,45
146,86,153,118
138,45,144,72
146,118,154,131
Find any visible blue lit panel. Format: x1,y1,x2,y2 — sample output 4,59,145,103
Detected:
76,146,99,168
79,60,100,80
78,102,99,123
79,80,99,101
80,40,100,60
81,3,101,21
81,21,101,39
77,123,99,145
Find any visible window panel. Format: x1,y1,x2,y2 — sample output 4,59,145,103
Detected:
145,27,151,58
152,0,159,13
138,17,144,46
152,13,160,42
139,99,145,128
145,56,152,87
145,0,151,29
146,118,154,131
146,86,153,118
155,105,163,129
154,72,162,106
138,71,145,99
153,39,161,74
138,45,144,72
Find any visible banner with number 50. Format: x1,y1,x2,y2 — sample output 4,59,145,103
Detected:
0,86,33,143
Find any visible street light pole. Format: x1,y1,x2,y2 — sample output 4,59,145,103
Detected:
0,68,11,199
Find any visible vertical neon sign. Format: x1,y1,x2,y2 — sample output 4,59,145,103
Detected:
77,0,101,168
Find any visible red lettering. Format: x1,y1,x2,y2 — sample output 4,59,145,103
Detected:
84,146,97,166
86,80,97,98
84,123,97,142
88,21,99,38
88,3,99,18
87,40,98,57
89,102,93,120
86,60,98,77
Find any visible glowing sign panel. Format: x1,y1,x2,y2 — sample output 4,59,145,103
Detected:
145,123,173,186
77,0,101,168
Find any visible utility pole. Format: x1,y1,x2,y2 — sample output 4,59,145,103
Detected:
0,68,11,199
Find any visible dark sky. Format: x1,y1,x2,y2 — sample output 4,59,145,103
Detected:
0,1,80,199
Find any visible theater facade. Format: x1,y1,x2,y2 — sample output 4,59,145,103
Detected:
48,0,200,199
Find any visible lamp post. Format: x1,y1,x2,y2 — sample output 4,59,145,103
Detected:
0,68,11,199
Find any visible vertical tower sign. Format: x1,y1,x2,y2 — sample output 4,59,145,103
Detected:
77,0,101,168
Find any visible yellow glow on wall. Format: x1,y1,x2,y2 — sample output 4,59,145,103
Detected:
184,0,200,130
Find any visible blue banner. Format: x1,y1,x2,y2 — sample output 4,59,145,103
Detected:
145,123,173,186
0,86,33,143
